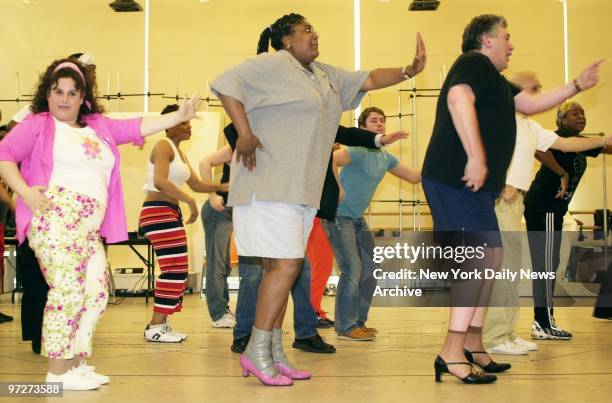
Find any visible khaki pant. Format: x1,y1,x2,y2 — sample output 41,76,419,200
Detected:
483,193,524,348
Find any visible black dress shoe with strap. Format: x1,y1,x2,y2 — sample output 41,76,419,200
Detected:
434,355,497,384
464,349,511,373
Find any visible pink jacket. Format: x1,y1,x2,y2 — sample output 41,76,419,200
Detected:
0,112,143,244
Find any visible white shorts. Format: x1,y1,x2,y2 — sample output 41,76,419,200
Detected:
232,194,317,259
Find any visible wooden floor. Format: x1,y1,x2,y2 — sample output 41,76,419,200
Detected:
1,293,611,403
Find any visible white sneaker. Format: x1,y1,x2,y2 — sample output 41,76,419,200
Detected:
164,321,188,341
486,340,528,355
76,361,110,385
512,336,538,351
46,368,100,391
144,323,184,343
531,320,572,340
212,311,236,328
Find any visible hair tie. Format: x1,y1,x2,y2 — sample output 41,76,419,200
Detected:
53,61,86,88
268,25,273,33
77,53,95,66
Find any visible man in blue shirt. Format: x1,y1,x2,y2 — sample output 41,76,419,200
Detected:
324,107,421,341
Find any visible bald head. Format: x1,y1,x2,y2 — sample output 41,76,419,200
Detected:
510,71,542,94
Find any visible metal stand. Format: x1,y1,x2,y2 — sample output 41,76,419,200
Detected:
601,136,609,270
582,132,610,268
367,68,443,234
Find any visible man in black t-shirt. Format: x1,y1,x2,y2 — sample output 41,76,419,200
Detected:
524,102,611,339
422,14,603,384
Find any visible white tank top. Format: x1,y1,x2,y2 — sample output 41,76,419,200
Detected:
143,138,190,193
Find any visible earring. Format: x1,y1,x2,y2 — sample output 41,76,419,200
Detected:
286,43,292,50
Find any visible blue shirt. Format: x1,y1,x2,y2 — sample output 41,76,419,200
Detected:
336,147,399,219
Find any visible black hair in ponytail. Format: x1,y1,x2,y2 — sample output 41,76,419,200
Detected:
257,27,272,54
256,13,306,55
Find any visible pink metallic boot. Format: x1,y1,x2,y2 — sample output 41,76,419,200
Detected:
272,328,311,380
240,327,293,386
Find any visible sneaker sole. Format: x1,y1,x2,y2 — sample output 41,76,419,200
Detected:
486,348,528,355
337,335,375,341
531,333,571,341
515,343,538,351
87,376,109,385
144,337,183,343
60,384,100,391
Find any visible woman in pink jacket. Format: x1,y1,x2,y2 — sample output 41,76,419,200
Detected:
0,58,199,391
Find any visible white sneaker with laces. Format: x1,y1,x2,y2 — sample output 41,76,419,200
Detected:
550,318,573,338
164,321,188,341
144,323,183,343
512,336,538,351
531,320,572,340
46,368,100,391
212,312,236,328
325,285,337,296
486,340,528,355
76,361,110,385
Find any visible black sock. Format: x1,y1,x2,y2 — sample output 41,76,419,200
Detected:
534,307,551,328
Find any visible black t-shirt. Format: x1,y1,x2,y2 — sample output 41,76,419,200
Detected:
216,125,238,205
422,52,521,192
524,127,602,215
317,126,377,220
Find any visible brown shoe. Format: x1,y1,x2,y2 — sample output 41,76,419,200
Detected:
338,327,375,341
361,326,378,334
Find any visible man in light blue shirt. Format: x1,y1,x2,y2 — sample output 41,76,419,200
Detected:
324,107,421,341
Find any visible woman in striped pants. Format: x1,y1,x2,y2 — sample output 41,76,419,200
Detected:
140,104,226,343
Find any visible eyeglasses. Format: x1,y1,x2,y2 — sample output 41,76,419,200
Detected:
296,25,318,37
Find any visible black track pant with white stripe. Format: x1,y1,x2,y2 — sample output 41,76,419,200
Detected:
525,210,563,326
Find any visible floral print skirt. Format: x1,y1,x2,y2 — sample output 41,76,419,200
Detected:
28,186,108,359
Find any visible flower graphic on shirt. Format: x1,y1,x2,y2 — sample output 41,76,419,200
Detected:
82,138,102,160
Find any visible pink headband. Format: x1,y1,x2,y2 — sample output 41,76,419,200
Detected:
53,61,86,87
52,61,91,110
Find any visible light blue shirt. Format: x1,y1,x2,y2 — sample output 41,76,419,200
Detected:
336,147,399,219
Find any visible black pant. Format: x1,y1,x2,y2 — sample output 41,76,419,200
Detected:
19,238,48,343
594,262,612,318
525,210,564,325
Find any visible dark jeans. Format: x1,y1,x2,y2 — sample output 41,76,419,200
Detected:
233,256,318,340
